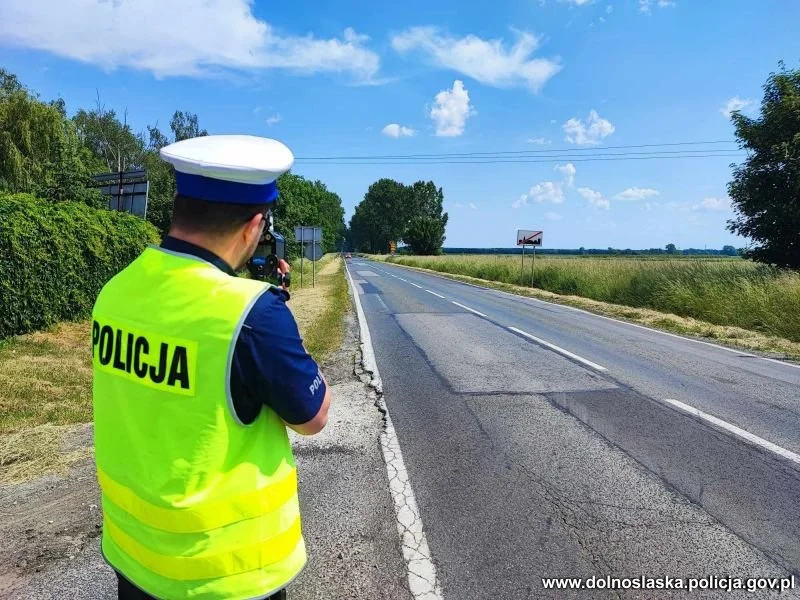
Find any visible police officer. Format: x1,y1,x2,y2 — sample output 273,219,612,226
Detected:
91,135,331,600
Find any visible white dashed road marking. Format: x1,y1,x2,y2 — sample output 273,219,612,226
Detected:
663,398,800,466
451,301,487,318
425,290,446,299
410,282,423,289
508,326,607,372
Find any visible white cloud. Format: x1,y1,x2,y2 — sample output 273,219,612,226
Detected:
392,27,561,92
430,80,476,137
530,182,565,204
693,197,731,211
577,187,610,209
265,114,282,126
253,106,263,114
640,0,676,12
512,181,564,208
607,4,614,12
561,0,593,4
615,187,659,201
0,0,380,80
720,96,754,118
526,137,551,144
544,211,562,221
382,123,416,138
555,163,576,187
453,202,465,208
563,110,615,145
468,202,478,210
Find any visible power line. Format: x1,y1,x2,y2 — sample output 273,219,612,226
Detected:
295,140,739,161
296,153,744,166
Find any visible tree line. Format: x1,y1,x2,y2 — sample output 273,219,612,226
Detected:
348,178,449,254
0,68,346,254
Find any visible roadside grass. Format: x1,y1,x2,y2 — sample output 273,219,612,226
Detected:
384,254,800,345
376,258,800,361
0,322,94,483
288,255,351,361
0,254,350,483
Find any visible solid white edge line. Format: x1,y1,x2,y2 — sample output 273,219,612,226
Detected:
663,398,800,466
451,301,487,318
425,289,446,299
508,326,608,372
382,262,800,371
344,262,443,599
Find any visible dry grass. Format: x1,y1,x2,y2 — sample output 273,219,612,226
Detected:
0,424,92,484
0,321,93,434
383,262,800,361
288,255,350,361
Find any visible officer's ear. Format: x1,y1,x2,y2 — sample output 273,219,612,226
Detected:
243,212,264,244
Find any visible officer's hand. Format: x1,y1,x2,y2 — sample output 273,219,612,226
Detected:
277,259,291,290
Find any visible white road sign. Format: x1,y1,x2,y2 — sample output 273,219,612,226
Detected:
516,230,543,246
294,226,322,243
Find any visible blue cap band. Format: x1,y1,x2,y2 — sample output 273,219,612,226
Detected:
175,171,279,204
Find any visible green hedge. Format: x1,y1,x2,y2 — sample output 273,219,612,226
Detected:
0,193,160,338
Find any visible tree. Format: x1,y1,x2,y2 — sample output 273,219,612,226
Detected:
666,243,677,254
348,178,448,254
722,245,738,256
170,111,208,142
73,96,145,174
272,172,346,257
727,62,800,270
0,73,99,205
405,216,445,255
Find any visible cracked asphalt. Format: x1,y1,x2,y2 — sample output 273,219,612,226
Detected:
350,259,800,599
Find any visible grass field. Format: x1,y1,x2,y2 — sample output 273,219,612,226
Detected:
0,254,349,482
386,254,800,343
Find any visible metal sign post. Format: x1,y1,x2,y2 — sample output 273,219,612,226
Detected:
516,229,543,288
300,227,305,289
294,226,324,290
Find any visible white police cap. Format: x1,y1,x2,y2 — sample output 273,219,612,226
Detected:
160,134,294,204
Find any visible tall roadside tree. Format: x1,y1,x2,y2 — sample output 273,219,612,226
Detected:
0,69,100,205
406,181,448,254
348,178,448,254
727,62,800,270
273,173,346,257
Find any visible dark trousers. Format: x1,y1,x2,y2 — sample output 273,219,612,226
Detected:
117,572,287,600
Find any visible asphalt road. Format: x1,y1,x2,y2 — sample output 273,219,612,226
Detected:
349,258,800,599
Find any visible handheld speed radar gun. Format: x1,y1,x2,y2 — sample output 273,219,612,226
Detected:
247,212,290,287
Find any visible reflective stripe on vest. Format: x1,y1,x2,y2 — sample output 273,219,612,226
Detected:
92,246,306,599
96,467,299,533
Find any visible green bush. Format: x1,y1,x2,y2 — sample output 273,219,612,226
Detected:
0,193,160,338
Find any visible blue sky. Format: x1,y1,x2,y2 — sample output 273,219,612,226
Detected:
1,0,798,249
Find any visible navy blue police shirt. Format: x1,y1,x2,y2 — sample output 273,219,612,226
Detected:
161,237,326,426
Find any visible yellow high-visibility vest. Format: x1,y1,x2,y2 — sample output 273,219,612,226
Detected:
92,245,306,599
